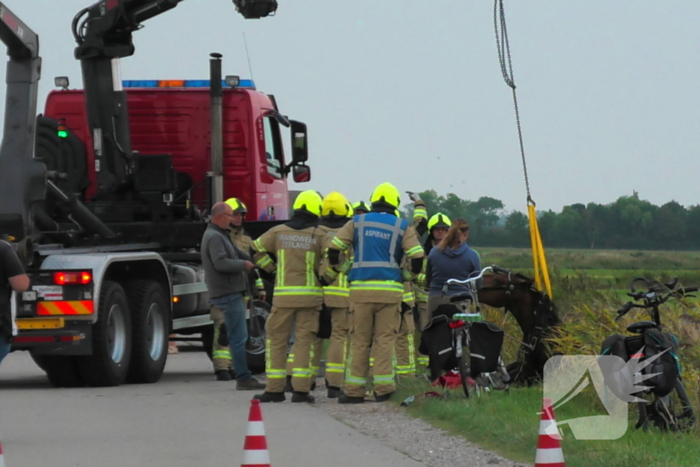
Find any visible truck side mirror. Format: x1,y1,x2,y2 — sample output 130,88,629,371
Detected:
292,165,311,183
290,120,308,164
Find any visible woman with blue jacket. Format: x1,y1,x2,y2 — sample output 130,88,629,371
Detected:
424,219,481,322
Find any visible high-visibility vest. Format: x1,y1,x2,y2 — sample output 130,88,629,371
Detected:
348,212,408,284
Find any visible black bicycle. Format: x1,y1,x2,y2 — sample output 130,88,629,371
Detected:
604,277,697,432
445,267,510,398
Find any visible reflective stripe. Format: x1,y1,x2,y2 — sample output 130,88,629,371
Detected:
326,363,345,373
331,236,348,250
402,291,415,302
413,208,427,219
267,369,286,379
256,255,273,269
255,278,264,289
292,368,312,377
417,356,429,365
345,375,366,386
374,374,395,384
305,251,316,287
277,250,286,287
350,280,403,293
275,287,323,297
212,350,231,359
406,245,423,257
253,238,267,253
325,286,350,297
287,353,295,363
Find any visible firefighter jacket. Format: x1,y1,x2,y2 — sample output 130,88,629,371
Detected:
403,281,415,308
230,227,264,292
318,223,351,309
252,223,327,308
330,211,424,304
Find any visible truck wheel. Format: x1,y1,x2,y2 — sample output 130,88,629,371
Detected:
125,281,169,384
31,354,85,388
78,281,132,387
247,300,269,374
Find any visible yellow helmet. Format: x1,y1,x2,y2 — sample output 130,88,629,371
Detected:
352,201,370,215
370,182,400,208
224,197,247,214
428,212,451,231
293,190,323,217
322,191,351,217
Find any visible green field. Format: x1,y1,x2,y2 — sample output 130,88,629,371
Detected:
402,247,700,467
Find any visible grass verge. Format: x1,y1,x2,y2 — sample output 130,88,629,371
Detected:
393,379,700,467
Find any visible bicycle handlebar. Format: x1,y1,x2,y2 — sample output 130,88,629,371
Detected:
446,266,493,287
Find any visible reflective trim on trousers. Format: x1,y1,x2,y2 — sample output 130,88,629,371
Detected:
267,369,286,379
417,356,429,365
292,368,312,377
374,374,395,384
212,350,231,359
345,375,367,386
287,353,295,363
326,363,345,373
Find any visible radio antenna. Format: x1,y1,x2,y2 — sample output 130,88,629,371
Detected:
243,32,255,83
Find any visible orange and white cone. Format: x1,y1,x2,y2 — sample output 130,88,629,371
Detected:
535,398,565,467
0,434,5,467
241,399,271,467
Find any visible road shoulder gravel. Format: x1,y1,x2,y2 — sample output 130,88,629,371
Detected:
312,382,531,467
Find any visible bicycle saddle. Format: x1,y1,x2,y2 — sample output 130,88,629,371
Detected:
626,321,657,334
450,292,473,303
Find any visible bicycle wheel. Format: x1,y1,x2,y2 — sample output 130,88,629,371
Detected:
647,379,696,432
456,328,471,399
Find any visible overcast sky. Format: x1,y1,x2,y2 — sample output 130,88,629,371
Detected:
5,1,700,213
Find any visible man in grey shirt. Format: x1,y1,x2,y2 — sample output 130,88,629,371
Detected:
201,202,264,390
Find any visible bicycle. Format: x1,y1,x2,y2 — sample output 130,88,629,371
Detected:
444,266,511,398
607,276,697,432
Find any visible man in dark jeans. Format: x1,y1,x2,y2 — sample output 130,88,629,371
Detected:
0,238,30,364
201,202,265,390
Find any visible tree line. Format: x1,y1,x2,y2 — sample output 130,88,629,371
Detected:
403,190,700,250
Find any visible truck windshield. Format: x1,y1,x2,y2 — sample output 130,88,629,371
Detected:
263,116,284,179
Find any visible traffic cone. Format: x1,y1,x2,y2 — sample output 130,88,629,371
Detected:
241,399,271,467
0,435,5,467
535,398,565,467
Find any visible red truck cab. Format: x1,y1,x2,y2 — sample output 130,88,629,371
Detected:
44,79,309,221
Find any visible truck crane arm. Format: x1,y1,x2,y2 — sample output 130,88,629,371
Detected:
71,0,278,196
0,2,46,241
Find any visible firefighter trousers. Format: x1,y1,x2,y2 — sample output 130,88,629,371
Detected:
325,307,350,388
265,306,319,393
345,302,401,397
211,318,232,372
394,309,416,377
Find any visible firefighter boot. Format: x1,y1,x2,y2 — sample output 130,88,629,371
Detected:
327,386,342,398
374,391,395,402
337,393,364,404
291,391,315,403
216,370,232,381
254,392,286,403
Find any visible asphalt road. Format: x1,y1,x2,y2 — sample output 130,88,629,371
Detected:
0,349,425,467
